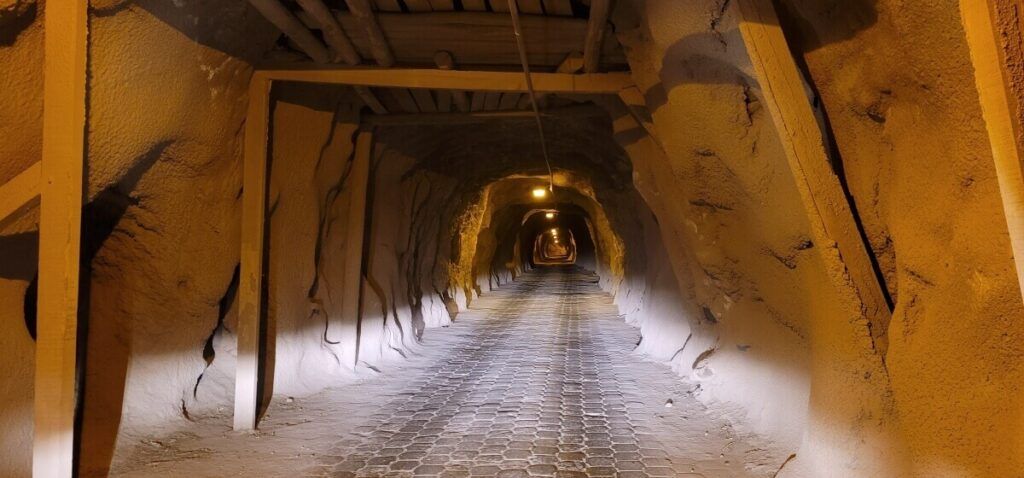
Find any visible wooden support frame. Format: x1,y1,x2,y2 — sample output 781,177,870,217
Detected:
0,161,41,222
234,76,272,431
253,68,633,94
960,0,1024,302
233,62,636,427
733,0,893,353
33,1,88,476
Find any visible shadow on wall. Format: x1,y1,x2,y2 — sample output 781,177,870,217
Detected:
93,1,273,62
637,0,878,116
77,140,169,476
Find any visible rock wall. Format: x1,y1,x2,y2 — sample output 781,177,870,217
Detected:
774,0,1024,474
0,2,275,475
611,0,899,474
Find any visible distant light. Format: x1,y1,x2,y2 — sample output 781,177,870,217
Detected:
551,228,558,235
532,188,548,199
545,212,555,219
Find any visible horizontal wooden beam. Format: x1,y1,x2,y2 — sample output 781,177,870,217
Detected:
255,68,633,94
0,161,41,222
294,11,627,68
362,103,607,125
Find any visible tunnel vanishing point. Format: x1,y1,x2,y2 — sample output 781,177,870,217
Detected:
3,0,1024,477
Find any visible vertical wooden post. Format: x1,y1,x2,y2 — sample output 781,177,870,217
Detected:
338,130,373,368
960,0,1024,302
234,74,272,431
33,1,88,476
733,0,893,353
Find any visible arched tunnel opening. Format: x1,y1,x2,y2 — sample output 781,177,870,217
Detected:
3,1,1024,477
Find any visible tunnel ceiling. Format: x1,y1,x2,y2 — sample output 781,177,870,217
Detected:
375,104,633,192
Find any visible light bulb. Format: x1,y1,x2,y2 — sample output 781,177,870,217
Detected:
532,188,547,198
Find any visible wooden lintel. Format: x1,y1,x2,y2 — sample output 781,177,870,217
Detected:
254,68,634,94
249,0,331,63
0,161,41,222
734,0,892,353
960,0,1024,302
583,0,611,73
33,1,88,476
234,75,272,432
339,131,374,367
296,0,361,65
344,0,396,67
293,11,627,68
362,103,607,125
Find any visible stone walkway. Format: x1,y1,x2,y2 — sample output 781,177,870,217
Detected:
115,267,782,477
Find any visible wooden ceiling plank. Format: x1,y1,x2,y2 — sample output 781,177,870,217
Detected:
517,0,544,14
542,0,573,16
499,92,521,110
485,91,505,110
391,88,421,112
344,0,396,66
427,0,455,9
489,0,510,13
435,90,453,112
295,11,627,67
582,0,610,72
354,85,388,114
411,88,439,112
470,91,486,111
296,0,362,64
249,0,332,63
373,0,403,11
404,0,433,11
461,0,488,10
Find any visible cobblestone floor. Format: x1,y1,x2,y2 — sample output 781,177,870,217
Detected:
310,267,779,477
115,266,781,477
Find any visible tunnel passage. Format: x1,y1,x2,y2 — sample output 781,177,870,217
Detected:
9,1,1023,476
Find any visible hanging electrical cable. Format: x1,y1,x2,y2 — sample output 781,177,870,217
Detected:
507,0,556,193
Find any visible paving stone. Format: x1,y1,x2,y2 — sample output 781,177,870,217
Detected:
301,268,772,477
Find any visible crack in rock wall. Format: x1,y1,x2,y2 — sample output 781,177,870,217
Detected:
772,0,1024,475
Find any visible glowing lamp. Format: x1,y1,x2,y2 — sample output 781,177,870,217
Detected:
545,212,555,219
532,188,548,199
551,228,558,235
